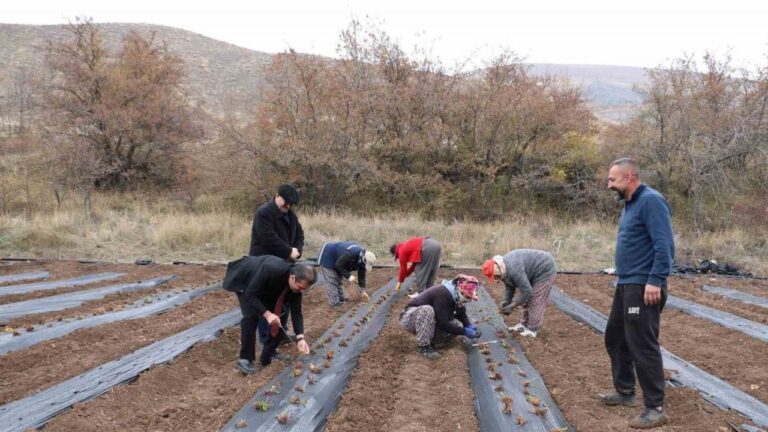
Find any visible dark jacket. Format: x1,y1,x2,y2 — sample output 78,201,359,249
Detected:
223,255,304,335
615,184,675,288
248,199,305,259
405,283,470,335
318,241,367,290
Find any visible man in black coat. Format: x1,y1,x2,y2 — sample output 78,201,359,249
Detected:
223,255,314,374
249,184,304,260
248,184,305,345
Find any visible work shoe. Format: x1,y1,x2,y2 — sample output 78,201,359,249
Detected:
509,323,526,332
628,407,668,429
418,345,440,360
600,390,637,407
519,326,538,338
235,359,259,375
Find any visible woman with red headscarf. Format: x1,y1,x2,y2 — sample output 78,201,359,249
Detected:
399,274,481,360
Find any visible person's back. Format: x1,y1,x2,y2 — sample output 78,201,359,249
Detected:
318,241,363,269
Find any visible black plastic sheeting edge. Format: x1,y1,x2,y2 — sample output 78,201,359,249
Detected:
742,424,768,432
0,272,125,296
0,308,241,432
0,283,220,355
464,286,573,432
220,277,411,432
702,285,768,309
0,276,176,323
665,295,768,343
0,272,49,284
550,287,768,429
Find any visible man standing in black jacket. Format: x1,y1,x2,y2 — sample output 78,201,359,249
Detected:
249,184,305,345
223,255,314,374
249,184,304,260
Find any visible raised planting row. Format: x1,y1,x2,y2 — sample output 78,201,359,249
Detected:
465,286,572,432
703,285,768,309
665,294,768,343
0,283,220,355
0,271,49,285
220,278,411,431
0,308,242,432
0,275,175,323
609,279,768,343
0,272,125,297
550,286,768,429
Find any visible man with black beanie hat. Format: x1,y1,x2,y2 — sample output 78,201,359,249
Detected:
248,184,305,345
249,184,304,259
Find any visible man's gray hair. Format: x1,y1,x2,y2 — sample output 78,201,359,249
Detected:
290,264,316,285
609,157,640,178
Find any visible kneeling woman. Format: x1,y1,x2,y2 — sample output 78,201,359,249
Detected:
399,274,482,360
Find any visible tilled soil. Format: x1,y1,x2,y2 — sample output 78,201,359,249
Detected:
483,273,765,431
1,260,225,328
41,269,396,431
325,295,478,432
556,274,768,404
0,288,235,404
4,262,768,431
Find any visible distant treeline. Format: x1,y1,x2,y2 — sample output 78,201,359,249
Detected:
1,19,766,231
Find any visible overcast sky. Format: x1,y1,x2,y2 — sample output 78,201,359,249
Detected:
5,0,768,69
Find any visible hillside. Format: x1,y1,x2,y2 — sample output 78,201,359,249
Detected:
0,23,272,118
0,23,647,122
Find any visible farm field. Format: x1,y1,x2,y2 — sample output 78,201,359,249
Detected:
1,260,766,431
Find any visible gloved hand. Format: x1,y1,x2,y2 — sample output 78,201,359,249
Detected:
348,275,358,285
395,282,402,291
464,326,481,338
467,324,477,332
501,301,520,315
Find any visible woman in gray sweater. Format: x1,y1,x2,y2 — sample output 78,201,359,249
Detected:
482,249,557,338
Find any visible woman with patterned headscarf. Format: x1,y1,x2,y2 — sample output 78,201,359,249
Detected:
482,249,557,338
399,274,482,360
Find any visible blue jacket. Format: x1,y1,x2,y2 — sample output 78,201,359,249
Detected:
318,241,367,289
615,184,675,287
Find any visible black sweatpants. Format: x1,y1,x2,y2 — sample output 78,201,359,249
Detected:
605,283,667,408
236,293,287,365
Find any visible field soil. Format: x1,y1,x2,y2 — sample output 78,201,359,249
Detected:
325,294,478,432
2,261,766,431
41,268,394,431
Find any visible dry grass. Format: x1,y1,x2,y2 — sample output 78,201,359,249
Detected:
1,194,765,276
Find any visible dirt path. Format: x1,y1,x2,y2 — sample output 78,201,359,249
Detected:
325,294,478,432
42,270,395,431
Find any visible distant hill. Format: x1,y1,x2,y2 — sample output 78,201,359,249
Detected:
0,23,272,118
527,63,648,123
0,23,648,123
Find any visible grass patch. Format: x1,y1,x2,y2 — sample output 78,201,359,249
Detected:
0,197,765,276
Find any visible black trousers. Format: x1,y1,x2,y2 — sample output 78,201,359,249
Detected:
236,293,288,365
605,283,667,408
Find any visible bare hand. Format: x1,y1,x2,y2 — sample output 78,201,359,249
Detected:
644,284,661,305
348,275,358,284
290,248,300,260
264,311,281,327
297,339,310,355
